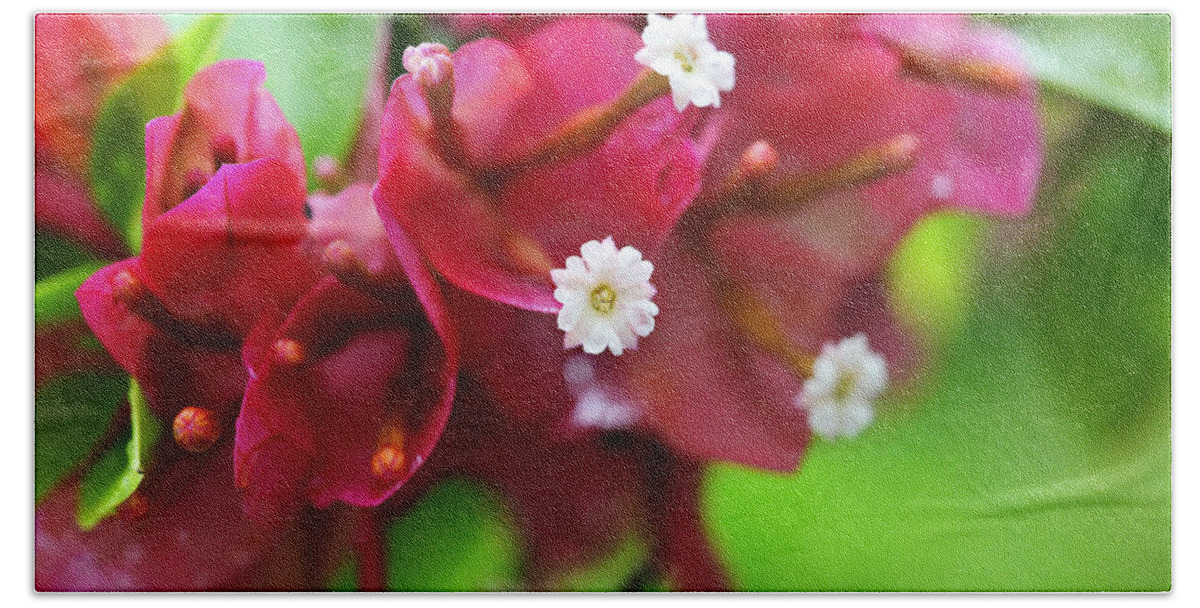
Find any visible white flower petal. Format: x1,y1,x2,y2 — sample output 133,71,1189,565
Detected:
550,238,660,357
637,13,736,112
796,334,889,440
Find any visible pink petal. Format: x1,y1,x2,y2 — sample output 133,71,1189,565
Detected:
140,158,321,337
75,259,247,420
143,59,305,223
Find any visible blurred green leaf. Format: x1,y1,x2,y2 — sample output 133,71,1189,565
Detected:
326,557,358,592
1027,131,1168,457
77,380,161,531
888,212,988,343
89,48,179,253
991,14,1171,133
35,372,129,502
217,14,379,189
172,15,232,82
706,111,1170,591
34,263,103,328
34,263,104,328
89,15,231,253
385,478,521,591
163,13,203,36
34,231,100,282
549,534,649,592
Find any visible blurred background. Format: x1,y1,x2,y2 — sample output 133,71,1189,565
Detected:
34,13,1171,591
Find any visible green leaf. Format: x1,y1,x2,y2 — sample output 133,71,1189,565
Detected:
887,212,988,343
34,231,100,283
989,14,1171,132
385,478,521,591
35,372,129,502
705,112,1170,591
88,15,232,253
34,263,104,328
326,557,358,592
88,47,180,253
77,380,161,531
172,14,232,82
548,533,649,592
217,14,380,189
163,13,203,36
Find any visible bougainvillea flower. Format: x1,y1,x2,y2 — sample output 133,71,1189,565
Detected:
234,269,458,525
234,181,458,523
551,237,659,356
458,14,1040,473
143,59,306,223
635,13,736,111
574,13,1041,469
36,447,296,591
76,158,320,425
797,333,889,440
375,18,703,312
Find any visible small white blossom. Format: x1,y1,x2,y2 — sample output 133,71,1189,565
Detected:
551,237,658,356
572,387,640,430
795,334,889,440
635,13,736,112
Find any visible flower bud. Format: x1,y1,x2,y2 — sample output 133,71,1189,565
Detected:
173,406,220,453
370,445,406,483
402,43,454,91
272,338,305,367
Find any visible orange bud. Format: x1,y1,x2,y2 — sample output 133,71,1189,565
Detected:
173,406,220,453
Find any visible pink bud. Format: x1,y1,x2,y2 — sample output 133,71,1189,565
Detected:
402,43,454,90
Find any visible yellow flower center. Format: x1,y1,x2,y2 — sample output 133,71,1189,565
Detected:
833,371,859,403
674,48,696,73
589,284,618,314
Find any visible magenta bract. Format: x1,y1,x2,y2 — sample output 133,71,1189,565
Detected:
375,19,703,312
143,60,306,224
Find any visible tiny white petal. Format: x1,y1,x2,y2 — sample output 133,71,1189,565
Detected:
550,237,660,357
637,13,736,112
795,333,889,441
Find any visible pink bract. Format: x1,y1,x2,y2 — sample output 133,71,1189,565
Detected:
234,272,459,525
375,19,703,312
143,59,306,224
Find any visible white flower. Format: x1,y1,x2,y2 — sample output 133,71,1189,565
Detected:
551,237,658,356
635,13,736,112
795,334,889,440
